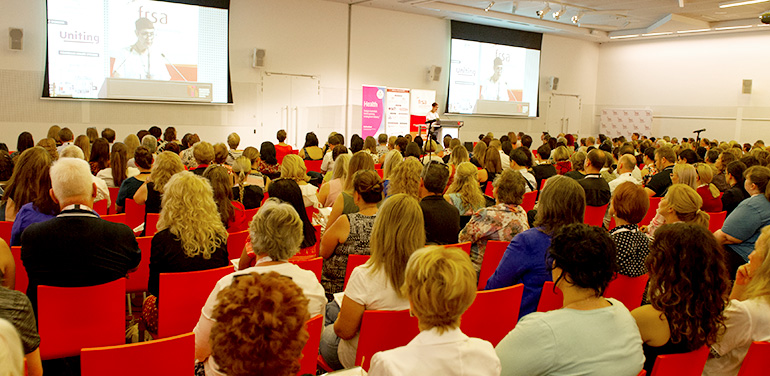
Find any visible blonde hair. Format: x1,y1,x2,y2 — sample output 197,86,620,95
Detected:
388,157,422,200
673,164,698,189
151,151,185,193
124,134,140,159
332,153,350,181
158,171,228,259
449,145,469,166
249,199,303,260
383,149,403,179
744,226,770,302
74,135,91,160
232,156,251,204
552,146,570,162
403,246,476,333
664,184,710,228
280,154,309,182
446,162,485,211
368,194,425,297
193,141,215,164
472,142,487,166
695,163,720,198
344,151,375,191
424,140,438,153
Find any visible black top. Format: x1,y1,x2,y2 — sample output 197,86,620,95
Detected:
21,207,141,312
608,224,650,277
147,229,229,301
722,184,750,217
116,176,144,207
232,185,264,210
146,182,162,214
564,170,585,180
532,164,557,191
192,165,208,176
578,174,611,207
420,195,460,245
643,338,693,374
646,165,674,197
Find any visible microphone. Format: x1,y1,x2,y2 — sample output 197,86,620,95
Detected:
161,53,188,81
693,129,706,133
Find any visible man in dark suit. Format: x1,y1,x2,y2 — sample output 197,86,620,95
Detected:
578,149,611,207
21,157,141,312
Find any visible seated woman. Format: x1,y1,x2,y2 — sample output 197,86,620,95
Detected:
421,140,443,165
231,156,263,210
0,253,42,376
369,246,501,375
275,129,293,158
553,146,572,175
97,142,139,188
564,151,587,180
481,147,503,193
495,224,645,376
142,171,230,334
695,162,723,212
299,131,324,160
645,184,710,236
191,142,214,176
195,200,326,371
608,182,651,277
203,166,245,230
363,136,379,164
381,149,403,197
198,271,310,376
279,154,319,208
134,151,185,234
640,147,658,185
241,146,269,189
386,157,422,201
470,142,486,169
721,161,749,217
317,153,349,208
459,169,529,275
320,170,382,298
89,138,110,176
404,142,422,160
7,148,59,246
444,162,486,216
116,146,153,213
319,193,424,370
327,151,375,227
671,163,698,189
485,175,585,318
257,142,281,180
704,225,770,376
633,223,730,374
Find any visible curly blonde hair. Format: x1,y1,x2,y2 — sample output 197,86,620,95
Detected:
387,157,422,200
158,171,227,259
445,162,485,211
211,271,309,376
151,151,184,194
280,154,309,182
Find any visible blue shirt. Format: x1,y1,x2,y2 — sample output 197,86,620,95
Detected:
10,203,56,246
485,227,553,318
722,194,770,260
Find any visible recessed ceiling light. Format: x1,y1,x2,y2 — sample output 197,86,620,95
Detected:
714,25,754,30
718,0,770,8
610,34,639,39
642,32,674,36
677,28,711,33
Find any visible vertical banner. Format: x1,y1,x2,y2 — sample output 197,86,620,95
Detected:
409,89,436,135
385,88,411,137
362,85,386,138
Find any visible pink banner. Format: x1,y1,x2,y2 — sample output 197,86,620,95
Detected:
362,85,385,138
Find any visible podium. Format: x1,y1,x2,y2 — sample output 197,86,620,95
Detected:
98,78,213,102
420,120,463,141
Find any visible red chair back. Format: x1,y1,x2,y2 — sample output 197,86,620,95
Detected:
10,246,27,293
375,169,384,179
227,230,250,260
484,181,494,196
244,208,259,223
604,274,649,311
641,197,662,227
81,332,194,376
737,341,770,376
584,204,608,227
0,221,12,245
650,347,708,376
38,278,126,360
290,257,322,283
374,163,382,169
157,266,233,338
276,148,293,164
126,237,152,293
124,199,145,230
708,211,727,233
537,281,563,312
344,254,371,289
261,192,270,207
108,187,120,214
101,213,127,225
460,284,524,346
145,213,160,237
297,225,322,258
477,240,509,290
298,315,323,376
521,190,538,212
355,309,419,371
304,159,323,173
93,199,109,216
442,242,472,256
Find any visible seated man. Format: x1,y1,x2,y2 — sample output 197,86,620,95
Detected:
419,161,460,245
578,149,611,207
644,146,676,197
21,158,141,311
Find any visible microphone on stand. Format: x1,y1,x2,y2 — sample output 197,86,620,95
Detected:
161,53,188,81
693,129,706,144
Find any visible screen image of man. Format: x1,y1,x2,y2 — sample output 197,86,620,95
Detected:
480,57,518,101
111,18,171,80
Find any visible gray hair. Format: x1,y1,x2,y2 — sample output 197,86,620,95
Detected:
141,135,158,154
50,157,93,203
60,145,85,160
248,199,303,260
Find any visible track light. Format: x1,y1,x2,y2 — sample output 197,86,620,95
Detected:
536,3,551,19
571,11,584,24
552,6,566,20
484,1,494,11
511,1,517,14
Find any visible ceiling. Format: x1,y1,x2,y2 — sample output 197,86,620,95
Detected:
327,0,770,42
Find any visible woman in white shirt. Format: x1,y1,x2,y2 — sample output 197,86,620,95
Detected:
319,193,425,370
369,246,501,376
96,142,139,188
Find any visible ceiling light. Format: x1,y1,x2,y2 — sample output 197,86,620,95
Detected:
610,34,639,39
484,1,495,11
642,32,674,36
571,11,584,24
719,0,770,8
536,3,551,19
552,6,566,20
511,1,517,14
677,28,711,33
714,25,754,30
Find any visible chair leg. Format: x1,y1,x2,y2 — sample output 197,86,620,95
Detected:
127,293,132,316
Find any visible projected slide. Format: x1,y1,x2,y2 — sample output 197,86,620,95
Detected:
448,39,540,117
45,0,229,103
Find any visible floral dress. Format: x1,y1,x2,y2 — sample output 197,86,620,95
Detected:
458,203,529,274
256,160,281,180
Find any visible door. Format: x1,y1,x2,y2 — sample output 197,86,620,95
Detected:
546,94,581,135
261,74,321,148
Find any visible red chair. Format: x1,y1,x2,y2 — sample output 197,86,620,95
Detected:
10,246,27,293
521,190,538,212
227,230,249,260
355,309,420,371
537,281,563,312
144,213,160,237
290,257,322,283
442,242,472,256
477,240,509,290
650,347,708,376
461,284,524,346
584,204,608,227
638,371,647,376
126,236,152,315
344,254,371,289
374,163,382,169
296,225,322,258
108,187,120,214
101,213,127,224
298,315,323,376
708,211,727,233
38,278,126,360
375,169,384,179
737,341,770,376
261,192,270,207
124,199,146,230
484,181,495,196
157,266,233,338
81,332,194,376
93,199,109,216
304,159,323,173
604,274,649,311
0,221,12,245
641,197,662,227
244,207,259,223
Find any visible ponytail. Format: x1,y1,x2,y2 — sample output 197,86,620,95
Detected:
708,183,720,199
694,209,711,229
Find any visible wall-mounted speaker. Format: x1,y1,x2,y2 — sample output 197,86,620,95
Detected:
548,76,559,91
252,48,265,68
743,79,752,94
428,65,442,81
9,28,23,51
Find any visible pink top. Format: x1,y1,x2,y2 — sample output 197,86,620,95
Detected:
325,178,343,207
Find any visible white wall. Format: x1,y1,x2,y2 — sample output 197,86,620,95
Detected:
596,31,770,143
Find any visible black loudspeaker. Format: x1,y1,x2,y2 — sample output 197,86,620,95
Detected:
9,28,23,51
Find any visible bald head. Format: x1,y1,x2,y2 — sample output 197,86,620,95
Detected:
618,154,636,174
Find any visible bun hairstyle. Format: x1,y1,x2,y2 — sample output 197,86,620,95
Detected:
353,169,384,204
